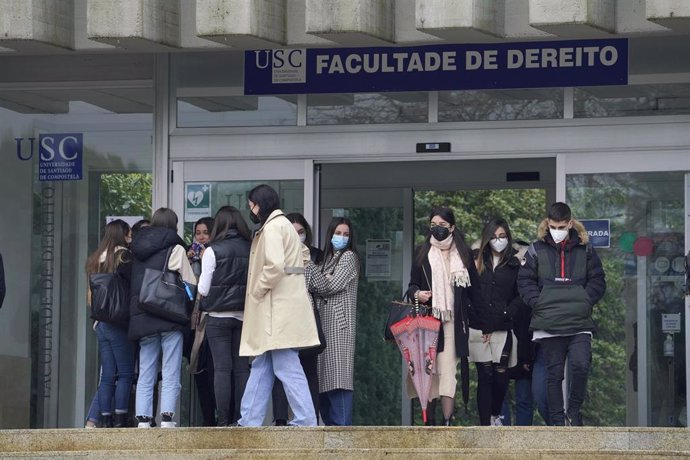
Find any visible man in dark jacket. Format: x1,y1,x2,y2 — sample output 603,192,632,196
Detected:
517,202,606,426
0,252,5,309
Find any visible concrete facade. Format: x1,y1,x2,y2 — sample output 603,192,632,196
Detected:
0,0,685,54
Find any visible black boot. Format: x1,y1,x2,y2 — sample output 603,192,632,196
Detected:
100,414,113,428
113,413,129,428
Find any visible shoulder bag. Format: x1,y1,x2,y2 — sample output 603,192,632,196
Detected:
139,247,192,324
384,266,432,342
89,271,129,326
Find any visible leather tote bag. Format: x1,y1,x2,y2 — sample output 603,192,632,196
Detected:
89,272,129,326
139,247,191,325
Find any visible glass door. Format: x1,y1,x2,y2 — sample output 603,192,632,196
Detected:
562,151,690,427
170,159,313,425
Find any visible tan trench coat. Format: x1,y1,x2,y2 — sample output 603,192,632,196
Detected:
239,209,319,357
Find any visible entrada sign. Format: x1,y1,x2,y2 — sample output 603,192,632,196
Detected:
245,38,627,95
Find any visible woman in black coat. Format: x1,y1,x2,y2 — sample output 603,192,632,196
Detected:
406,207,485,425
468,218,525,426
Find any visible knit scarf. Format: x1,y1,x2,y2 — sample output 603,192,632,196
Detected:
428,235,470,322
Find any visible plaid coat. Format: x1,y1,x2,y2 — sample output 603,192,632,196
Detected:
306,249,359,393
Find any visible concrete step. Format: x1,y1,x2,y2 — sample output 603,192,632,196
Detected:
1,427,689,459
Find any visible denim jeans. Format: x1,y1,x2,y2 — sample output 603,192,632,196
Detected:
532,344,550,425
320,389,354,426
86,391,100,425
238,348,316,427
96,322,135,415
541,334,591,426
272,353,319,423
205,316,250,426
136,330,183,418
501,377,535,426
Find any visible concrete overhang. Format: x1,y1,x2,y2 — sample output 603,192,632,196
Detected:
646,0,690,33
86,0,180,51
305,0,395,46
0,0,75,53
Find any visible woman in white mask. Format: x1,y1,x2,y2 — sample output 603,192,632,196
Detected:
468,218,525,426
305,217,360,425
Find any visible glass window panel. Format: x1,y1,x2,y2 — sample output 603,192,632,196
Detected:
439,88,563,122
566,172,686,427
307,92,428,125
0,89,153,427
574,84,690,118
177,95,298,127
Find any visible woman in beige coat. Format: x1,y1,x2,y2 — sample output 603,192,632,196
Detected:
238,184,319,426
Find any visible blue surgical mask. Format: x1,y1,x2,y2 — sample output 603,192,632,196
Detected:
331,235,349,251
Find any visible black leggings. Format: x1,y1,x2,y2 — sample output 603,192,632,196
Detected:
475,332,512,426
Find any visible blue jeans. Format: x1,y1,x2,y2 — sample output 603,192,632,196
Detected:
238,348,316,427
136,330,183,417
532,344,550,425
501,378,534,426
541,334,591,426
96,322,135,415
320,389,354,426
86,390,100,424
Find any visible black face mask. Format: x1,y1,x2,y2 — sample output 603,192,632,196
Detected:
430,226,450,241
249,211,261,224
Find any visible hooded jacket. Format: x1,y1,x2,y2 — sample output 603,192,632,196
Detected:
128,226,190,341
517,219,606,335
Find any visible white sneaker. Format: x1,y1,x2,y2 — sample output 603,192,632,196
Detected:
137,421,152,428
160,421,176,428
490,415,504,426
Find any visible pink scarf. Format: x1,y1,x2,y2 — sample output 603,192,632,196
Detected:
428,235,470,322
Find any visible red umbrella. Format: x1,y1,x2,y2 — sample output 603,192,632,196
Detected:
390,315,441,424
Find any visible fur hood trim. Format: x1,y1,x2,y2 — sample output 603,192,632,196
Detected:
537,218,589,245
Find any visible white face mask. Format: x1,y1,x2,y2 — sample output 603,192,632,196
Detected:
550,228,569,244
490,237,509,253
299,233,307,244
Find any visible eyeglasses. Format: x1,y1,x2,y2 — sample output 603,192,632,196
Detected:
490,233,508,241
430,223,451,229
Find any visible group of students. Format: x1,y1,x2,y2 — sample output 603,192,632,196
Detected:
408,202,606,427
85,191,605,428
85,184,360,428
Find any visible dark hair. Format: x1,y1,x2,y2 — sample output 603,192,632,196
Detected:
131,219,150,235
477,218,514,274
286,212,313,246
85,219,130,275
415,207,472,268
321,217,358,265
548,202,572,222
247,184,281,224
210,206,252,242
151,207,178,231
194,217,215,240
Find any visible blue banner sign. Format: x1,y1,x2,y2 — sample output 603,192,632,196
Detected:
38,133,83,181
581,219,611,248
245,38,627,95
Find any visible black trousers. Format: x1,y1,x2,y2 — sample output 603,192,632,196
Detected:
205,316,250,426
541,334,592,426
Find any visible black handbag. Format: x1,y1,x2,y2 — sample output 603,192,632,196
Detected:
139,247,192,325
300,304,327,357
89,272,129,326
384,296,428,342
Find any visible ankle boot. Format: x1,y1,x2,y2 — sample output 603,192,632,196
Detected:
100,414,113,428
113,413,129,428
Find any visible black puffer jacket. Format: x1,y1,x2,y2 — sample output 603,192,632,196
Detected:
128,226,188,341
469,246,526,334
201,230,251,313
